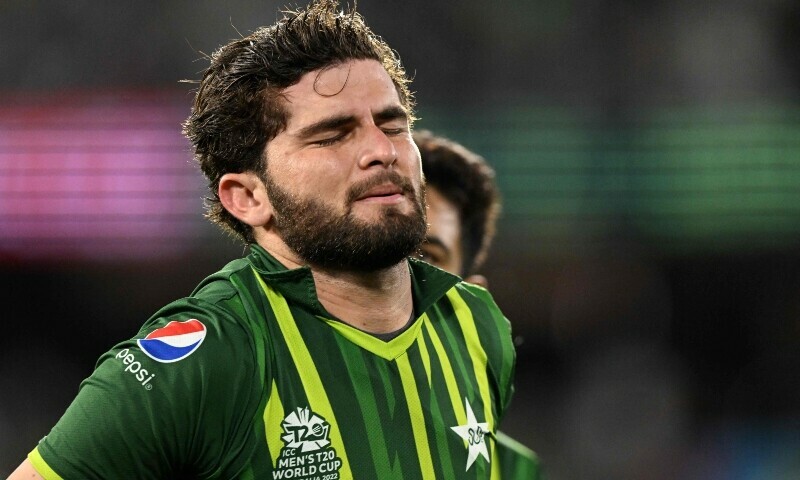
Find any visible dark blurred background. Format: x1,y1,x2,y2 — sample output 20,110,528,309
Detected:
2,1,800,479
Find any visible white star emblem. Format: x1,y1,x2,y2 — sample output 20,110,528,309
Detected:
450,398,491,471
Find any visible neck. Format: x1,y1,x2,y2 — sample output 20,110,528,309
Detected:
256,234,414,334
312,262,413,334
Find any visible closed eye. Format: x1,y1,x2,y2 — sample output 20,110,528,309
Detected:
313,132,348,147
375,106,410,136
382,127,407,136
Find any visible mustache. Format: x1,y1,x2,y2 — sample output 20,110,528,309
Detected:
345,171,416,204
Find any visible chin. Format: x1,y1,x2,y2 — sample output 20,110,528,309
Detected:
353,204,408,221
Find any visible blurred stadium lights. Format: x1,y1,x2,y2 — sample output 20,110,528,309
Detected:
0,90,208,261
3,93,800,262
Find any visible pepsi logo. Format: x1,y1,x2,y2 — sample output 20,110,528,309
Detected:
137,319,207,363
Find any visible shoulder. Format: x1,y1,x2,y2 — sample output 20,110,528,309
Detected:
144,256,270,359
455,280,498,306
101,257,268,401
447,281,517,407
190,256,256,304
89,292,262,407
449,281,510,331
34,259,269,479
437,280,515,368
130,255,273,386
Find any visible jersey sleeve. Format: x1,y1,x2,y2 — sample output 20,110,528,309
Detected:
31,296,264,479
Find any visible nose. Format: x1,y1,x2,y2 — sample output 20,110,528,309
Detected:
357,125,398,169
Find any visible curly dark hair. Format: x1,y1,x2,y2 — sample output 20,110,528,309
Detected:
183,0,415,244
414,130,501,276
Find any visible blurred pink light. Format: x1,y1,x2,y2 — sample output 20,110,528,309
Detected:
0,90,206,261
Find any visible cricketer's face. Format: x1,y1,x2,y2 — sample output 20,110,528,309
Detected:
262,59,426,271
420,186,464,276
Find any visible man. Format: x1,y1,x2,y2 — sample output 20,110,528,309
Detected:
414,129,500,287
11,1,516,479
415,130,542,479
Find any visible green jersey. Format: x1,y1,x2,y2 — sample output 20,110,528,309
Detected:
30,245,518,479
495,432,542,480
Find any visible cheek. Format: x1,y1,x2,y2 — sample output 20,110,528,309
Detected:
276,158,349,201
315,165,352,203
396,137,421,171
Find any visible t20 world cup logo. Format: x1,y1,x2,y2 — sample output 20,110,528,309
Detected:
281,406,331,452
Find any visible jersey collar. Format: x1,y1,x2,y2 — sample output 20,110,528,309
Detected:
246,244,461,318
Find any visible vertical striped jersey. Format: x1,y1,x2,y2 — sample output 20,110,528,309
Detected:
31,245,518,479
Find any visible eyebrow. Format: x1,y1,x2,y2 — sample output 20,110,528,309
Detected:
373,105,409,124
295,114,357,139
424,235,450,254
294,105,409,139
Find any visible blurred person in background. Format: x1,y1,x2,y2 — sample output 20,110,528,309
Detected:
415,129,498,288
415,129,542,479
10,1,519,478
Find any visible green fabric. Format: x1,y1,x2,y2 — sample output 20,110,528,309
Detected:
495,431,543,479
34,245,522,479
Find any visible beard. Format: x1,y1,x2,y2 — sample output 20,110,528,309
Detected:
263,170,427,272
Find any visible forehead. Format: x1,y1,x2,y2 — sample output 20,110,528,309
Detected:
280,59,403,130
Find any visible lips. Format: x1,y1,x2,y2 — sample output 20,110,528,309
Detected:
355,183,404,201
347,171,415,205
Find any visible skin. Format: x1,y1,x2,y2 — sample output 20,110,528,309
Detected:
421,186,489,287
9,59,422,480
8,461,40,479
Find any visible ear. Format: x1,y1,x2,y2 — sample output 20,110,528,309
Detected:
464,274,489,289
218,172,273,228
